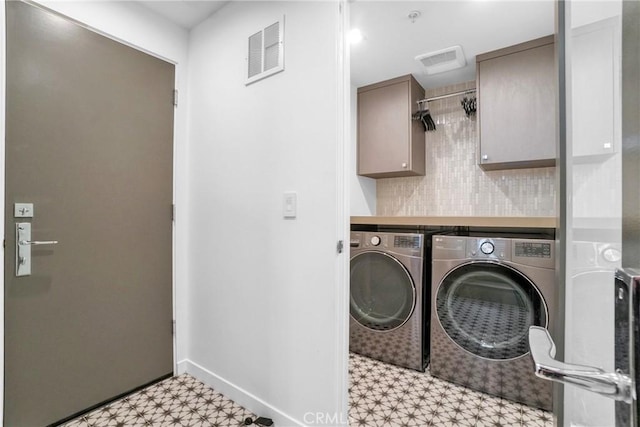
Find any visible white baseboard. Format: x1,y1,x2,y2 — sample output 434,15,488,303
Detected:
177,359,304,427
176,358,190,375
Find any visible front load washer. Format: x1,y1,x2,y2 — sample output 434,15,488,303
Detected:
350,231,428,371
430,235,556,410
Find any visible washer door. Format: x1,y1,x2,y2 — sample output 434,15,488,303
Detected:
436,262,547,360
350,251,416,331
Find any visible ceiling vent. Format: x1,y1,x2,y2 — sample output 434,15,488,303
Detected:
246,16,285,85
415,46,466,75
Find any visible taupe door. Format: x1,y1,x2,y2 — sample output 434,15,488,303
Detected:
4,2,174,425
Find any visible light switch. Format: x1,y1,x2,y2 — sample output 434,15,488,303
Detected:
283,192,297,219
14,203,34,218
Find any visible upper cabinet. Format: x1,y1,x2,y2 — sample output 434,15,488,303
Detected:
477,36,556,170
357,74,425,178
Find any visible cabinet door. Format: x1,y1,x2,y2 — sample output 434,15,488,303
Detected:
572,18,617,158
357,75,425,178
478,40,556,169
358,80,410,176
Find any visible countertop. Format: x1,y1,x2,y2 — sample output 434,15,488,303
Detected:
350,216,557,229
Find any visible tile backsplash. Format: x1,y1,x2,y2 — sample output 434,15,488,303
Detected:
376,82,557,217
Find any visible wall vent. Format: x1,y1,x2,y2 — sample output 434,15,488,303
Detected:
246,17,285,85
415,46,466,75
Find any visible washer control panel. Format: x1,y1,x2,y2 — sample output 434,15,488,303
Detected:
350,231,423,257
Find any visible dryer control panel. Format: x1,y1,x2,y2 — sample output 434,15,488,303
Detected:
512,239,555,269
514,241,552,258
467,238,508,260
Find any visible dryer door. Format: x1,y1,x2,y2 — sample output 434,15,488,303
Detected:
350,251,416,331
436,262,547,360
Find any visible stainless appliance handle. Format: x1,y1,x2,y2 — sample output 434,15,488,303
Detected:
529,326,634,403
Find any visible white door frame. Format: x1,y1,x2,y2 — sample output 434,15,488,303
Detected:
554,0,568,423
336,0,351,423
0,0,7,418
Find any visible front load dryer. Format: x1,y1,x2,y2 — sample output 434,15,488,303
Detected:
350,231,428,371
430,235,556,410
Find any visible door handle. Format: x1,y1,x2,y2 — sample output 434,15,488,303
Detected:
15,222,58,277
19,240,58,246
528,326,634,403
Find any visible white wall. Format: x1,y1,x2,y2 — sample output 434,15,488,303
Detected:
0,4,190,421
184,2,348,425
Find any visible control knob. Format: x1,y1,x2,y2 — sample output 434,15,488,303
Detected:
370,236,381,246
480,241,494,255
602,247,621,263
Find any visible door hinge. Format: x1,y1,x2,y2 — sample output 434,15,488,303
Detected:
173,89,178,107
337,240,344,254
172,204,176,222
172,320,176,335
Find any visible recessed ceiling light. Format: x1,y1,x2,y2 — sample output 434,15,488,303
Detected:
348,28,364,44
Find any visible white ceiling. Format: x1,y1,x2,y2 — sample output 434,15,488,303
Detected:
136,1,229,29
134,0,555,89
350,0,555,89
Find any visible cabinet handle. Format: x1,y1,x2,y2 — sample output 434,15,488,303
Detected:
401,163,408,168
482,154,489,161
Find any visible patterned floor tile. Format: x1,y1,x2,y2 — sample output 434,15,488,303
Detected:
522,406,555,426
349,352,554,427
61,374,255,427
64,353,554,427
